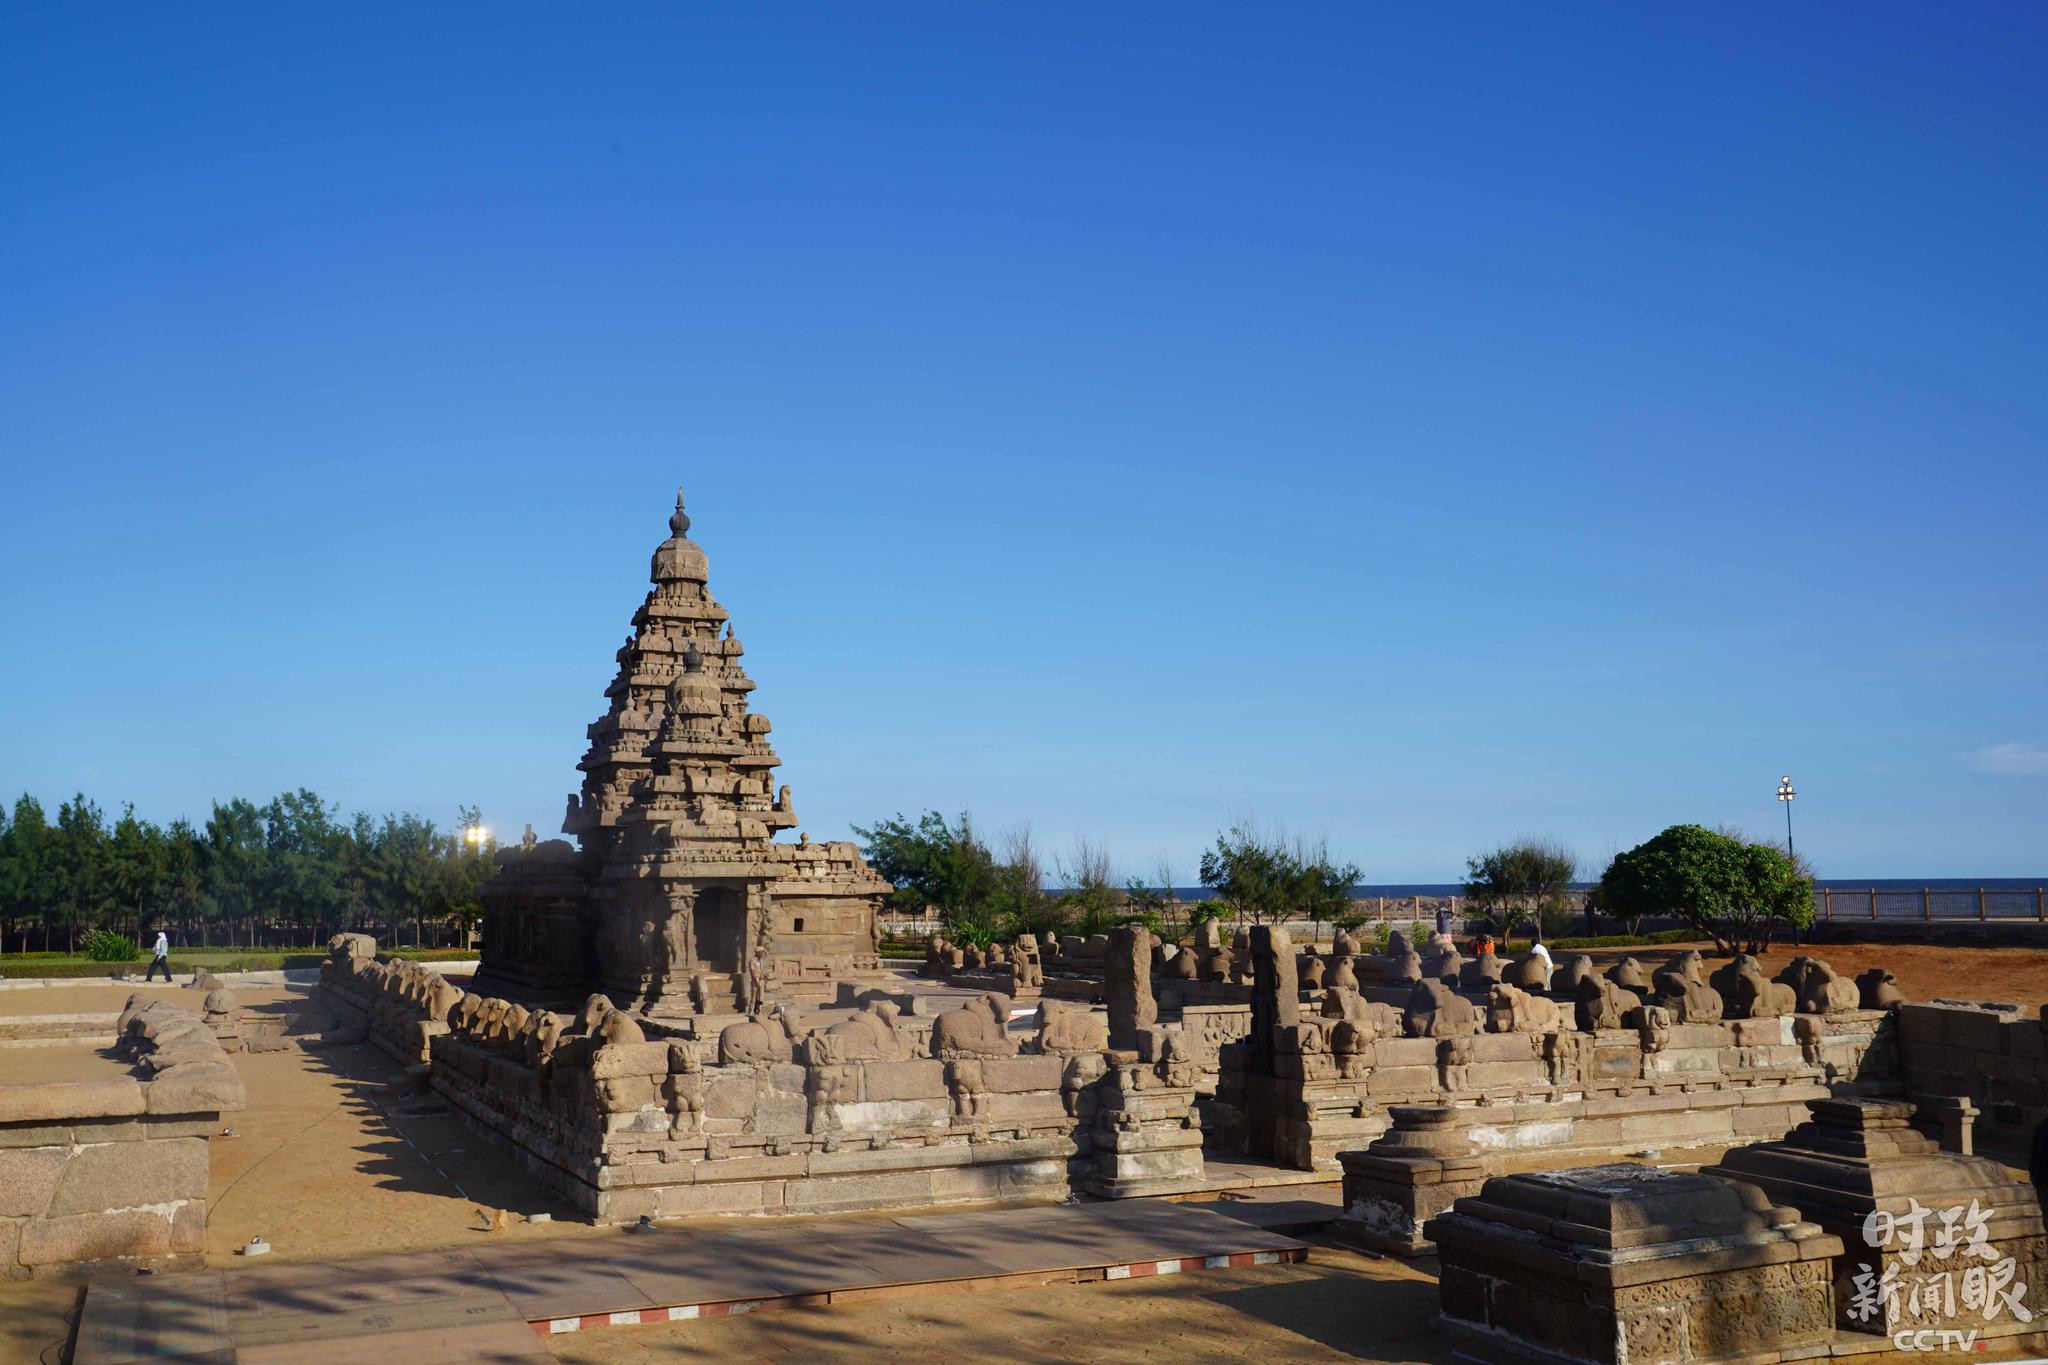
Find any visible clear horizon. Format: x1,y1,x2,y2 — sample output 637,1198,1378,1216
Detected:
3,5,2044,882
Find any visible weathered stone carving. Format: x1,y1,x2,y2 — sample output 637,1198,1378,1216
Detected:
1774,955,1859,1014
1033,999,1108,1053
1855,965,1903,1008
1707,1098,2048,1340
1403,978,1478,1038
1574,972,1640,1031
1711,954,1796,1019
1551,953,1593,993
930,994,1016,1059
1427,1166,1843,1365
1104,926,1156,1052
474,491,893,1013
1501,952,1550,991
1650,967,1724,1022
1605,956,1647,991
1486,981,1560,1034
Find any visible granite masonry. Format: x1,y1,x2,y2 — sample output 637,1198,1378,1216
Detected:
1427,1165,1844,1365
0,999,244,1279
474,490,891,1018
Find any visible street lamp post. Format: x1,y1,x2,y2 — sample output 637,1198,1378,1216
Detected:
1776,776,1795,860
1778,775,1799,945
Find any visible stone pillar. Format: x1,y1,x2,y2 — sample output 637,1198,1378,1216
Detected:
1105,925,1156,1053
1332,1105,1496,1257
1243,924,1299,1162
1249,924,1298,1064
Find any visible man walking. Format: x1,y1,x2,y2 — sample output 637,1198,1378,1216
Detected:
145,927,172,983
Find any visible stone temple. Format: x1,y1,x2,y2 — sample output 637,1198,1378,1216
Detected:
474,490,890,1017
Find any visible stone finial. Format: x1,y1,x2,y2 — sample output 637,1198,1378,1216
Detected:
670,487,691,536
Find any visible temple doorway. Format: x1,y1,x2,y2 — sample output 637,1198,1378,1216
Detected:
692,887,745,971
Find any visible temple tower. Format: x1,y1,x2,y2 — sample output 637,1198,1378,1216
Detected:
480,490,888,1015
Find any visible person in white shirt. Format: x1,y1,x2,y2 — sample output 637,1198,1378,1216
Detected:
145,928,172,982
1528,936,1554,974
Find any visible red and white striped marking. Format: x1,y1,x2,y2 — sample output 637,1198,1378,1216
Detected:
1106,1249,1288,1280
544,1301,760,1333
531,1249,1297,1335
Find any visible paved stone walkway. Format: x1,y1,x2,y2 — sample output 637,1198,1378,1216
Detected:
76,1199,1309,1363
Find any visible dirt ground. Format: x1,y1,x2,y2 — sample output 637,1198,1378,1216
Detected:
549,1245,1456,1365
1574,939,2048,1009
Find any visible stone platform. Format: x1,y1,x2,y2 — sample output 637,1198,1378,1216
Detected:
74,1199,1306,1363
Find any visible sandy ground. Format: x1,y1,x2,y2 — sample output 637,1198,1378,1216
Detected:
0,984,197,1017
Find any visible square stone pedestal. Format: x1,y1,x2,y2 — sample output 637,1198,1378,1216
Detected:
1332,1105,1495,1256
1706,1097,2047,1346
1426,1164,1842,1365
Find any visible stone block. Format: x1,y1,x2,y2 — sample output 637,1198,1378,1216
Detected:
1731,1016,1794,1047
19,1208,172,1266
0,1124,73,1150
823,1098,950,1130
785,1167,936,1211
860,1060,948,1102
976,1055,1064,1093
142,1067,243,1116
169,1198,205,1253
750,1090,807,1133
1371,1037,1439,1069
701,1077,759,1120
0,1147,67,1218
590,1042,670,1079
2005,1020,2046,1061
980,1091,1067,1125
0,1082,145,1126
1461,1033,1539,1064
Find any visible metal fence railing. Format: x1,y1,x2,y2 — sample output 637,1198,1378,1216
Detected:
1817,887,2048,922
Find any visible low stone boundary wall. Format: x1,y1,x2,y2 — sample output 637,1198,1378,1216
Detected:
1897,1000,2048,1148
0,999,244,1279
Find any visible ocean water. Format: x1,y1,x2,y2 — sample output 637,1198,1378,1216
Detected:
1158,878,2048,921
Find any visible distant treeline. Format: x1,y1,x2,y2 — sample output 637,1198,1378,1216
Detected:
0,790,498,953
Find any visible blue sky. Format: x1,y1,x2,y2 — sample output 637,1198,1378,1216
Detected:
3,4,2044,882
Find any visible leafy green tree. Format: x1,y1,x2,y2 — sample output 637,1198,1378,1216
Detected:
1198,822,1360,926
1596,824,1812,955
1464,839,1577,941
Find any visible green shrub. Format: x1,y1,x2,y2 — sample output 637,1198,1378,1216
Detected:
1500,927,1700,954
84,930,142,962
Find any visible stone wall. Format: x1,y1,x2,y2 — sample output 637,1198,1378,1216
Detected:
1897,1000,2048,1148
1215,939,1906,1171
0,1000,244,1279
316,935,462,1067
422,989,1203,1221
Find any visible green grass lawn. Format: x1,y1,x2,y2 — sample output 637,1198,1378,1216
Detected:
0,946,478,978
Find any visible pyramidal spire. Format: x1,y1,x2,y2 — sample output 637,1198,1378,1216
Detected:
669,487,691,537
